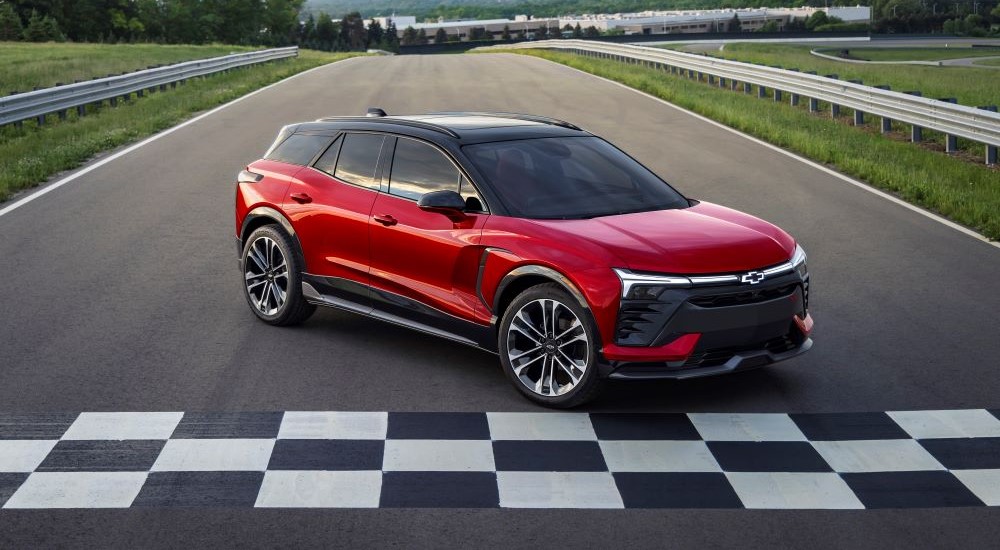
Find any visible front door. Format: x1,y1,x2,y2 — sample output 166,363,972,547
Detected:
368,136,489,334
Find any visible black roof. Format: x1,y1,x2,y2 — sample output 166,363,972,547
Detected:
293,111,590,145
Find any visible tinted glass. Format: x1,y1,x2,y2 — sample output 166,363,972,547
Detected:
334,133,385,190
266,134,331,165
389,138,462,200
463,137,688,219
312,135,343,176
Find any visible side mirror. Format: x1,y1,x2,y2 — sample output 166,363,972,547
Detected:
418,190,467,220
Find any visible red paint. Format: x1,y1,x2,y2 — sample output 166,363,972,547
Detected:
795,313,814,337
236,158,809,361
603,333,702,362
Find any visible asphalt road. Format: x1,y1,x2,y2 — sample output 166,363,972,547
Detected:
1,53,998,547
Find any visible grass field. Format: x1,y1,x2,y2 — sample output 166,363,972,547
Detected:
816,46,1000,62
0,49,359,202
705,43,1000,106
0,42,258,95
502,49,1000,240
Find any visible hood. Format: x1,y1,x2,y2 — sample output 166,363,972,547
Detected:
530,201,795,274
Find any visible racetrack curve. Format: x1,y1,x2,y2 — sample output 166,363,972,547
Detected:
1,53,998,547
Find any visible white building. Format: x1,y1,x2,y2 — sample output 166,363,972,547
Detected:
390,6,869,42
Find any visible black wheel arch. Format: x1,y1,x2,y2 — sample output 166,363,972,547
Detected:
240,207,305,268
492,265,589,324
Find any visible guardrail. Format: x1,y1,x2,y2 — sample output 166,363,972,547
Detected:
479,40,1000,164
0,46,298,127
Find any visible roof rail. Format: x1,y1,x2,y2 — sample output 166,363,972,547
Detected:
313,116,461,139
429,111,583,131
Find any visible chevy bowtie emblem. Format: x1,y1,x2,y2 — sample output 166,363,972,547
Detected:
740,270,766,285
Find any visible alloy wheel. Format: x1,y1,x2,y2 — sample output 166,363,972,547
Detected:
244,236,287,316
505,298,590,397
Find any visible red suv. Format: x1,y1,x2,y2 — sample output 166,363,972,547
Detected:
235,111,813,407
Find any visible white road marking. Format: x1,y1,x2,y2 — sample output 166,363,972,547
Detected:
62,412,184,440
487,412,597,441
599,440,721,472
278,411,388,440
497,471,624,508
689,413,808,441
255,470,382,508
727,472,865,509
0,440,58,473
0,57,363,220
3,472,147,509
952,469,1000,506
888,409,1000,439
150,439,275,471
811,440,946,473
382,440,496,472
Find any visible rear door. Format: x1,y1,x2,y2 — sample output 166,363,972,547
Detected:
283,132,387,305
368,136,489,329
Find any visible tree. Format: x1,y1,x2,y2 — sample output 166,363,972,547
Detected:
0,2,23,40
22,9,62,41
573,23,582,37
535,25,548,39
805,10,830,30
757,20,780,32
468,26,487,40
383,21,399,51
261,0,303,45
434,27,447,43
501,24,510,40
584,25,600,37
729,13,742,32
516,28,526,40
417,28,427,44
339,11,366,50
401,25,418,45
300,12,315,44
315,12,336,44
366,19,383,48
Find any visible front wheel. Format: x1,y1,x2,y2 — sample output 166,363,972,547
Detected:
241,225,315,326
498,283,603,408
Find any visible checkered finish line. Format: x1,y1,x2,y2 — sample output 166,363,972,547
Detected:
2,410,999,509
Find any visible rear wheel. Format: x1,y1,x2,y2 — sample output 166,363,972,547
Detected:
241,225,315,326
498,283,602,408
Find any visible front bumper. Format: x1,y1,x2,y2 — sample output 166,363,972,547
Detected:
602,335,811,380
598,269,812,379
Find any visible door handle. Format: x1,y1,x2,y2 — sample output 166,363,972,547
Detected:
373,214,397,226
290,192,312,204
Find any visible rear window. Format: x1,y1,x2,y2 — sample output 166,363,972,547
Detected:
463,137,688,219
265,134,331,165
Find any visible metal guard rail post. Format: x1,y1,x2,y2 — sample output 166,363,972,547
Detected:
0,46,298,127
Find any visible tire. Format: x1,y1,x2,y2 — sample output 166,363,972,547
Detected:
498,283,603,408
241,225,315,326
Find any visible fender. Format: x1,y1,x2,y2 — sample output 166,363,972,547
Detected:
239,206,305,266
493,264,589,314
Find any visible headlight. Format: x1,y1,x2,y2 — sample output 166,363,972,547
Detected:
613,268,691,299
791,244,808,279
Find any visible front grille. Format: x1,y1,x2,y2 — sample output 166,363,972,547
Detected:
688,283,798,308
682,332,801,368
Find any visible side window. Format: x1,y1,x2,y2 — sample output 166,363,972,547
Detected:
388,138,461,201
265,134,331,165
334,133,385,190
312,135,343,176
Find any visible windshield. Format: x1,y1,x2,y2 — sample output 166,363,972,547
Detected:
463,136,688,219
